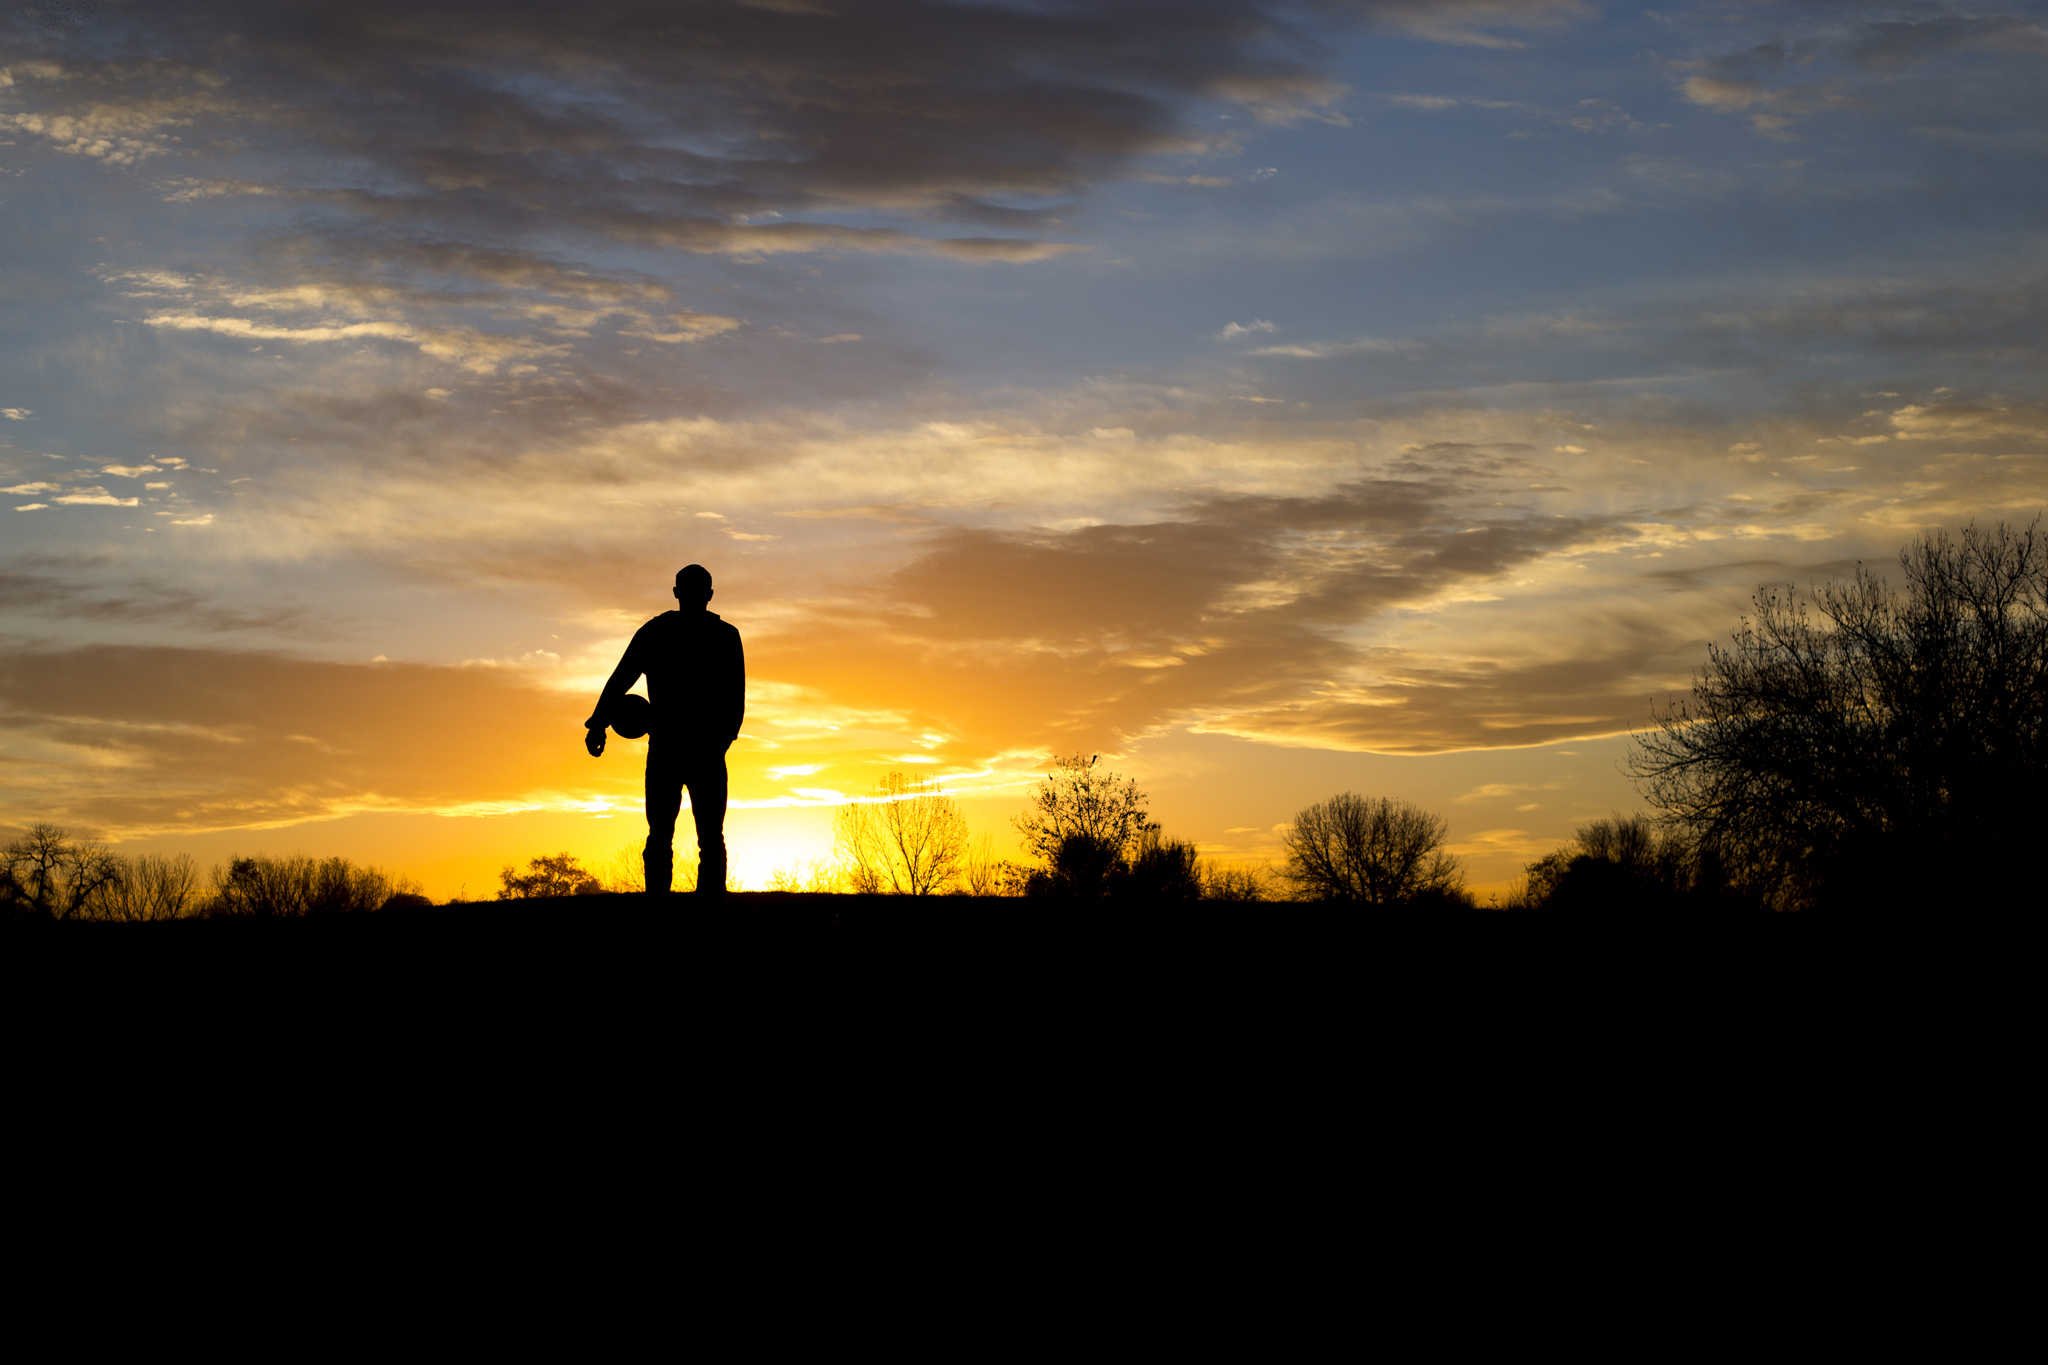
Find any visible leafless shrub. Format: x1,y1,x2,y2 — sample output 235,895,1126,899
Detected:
1504,814,1695,910
600,842,647,894
1200,860,1274,901
308,856,417,912
498,853,602,899
767,859,842,893
954,832,1025,896
1120,825,1202,899
206,852,418,915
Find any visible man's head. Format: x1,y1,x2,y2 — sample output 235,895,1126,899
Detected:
674,564,714,608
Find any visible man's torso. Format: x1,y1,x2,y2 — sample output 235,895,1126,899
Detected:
631,610,744,741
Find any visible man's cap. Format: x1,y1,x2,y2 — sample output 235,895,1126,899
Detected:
676,564,713,593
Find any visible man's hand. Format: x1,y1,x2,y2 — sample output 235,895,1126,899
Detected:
585,725,606,758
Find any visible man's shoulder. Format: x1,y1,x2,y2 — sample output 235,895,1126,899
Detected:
633,611,680,637
639,611,739,641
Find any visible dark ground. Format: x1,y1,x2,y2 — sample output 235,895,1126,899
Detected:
5,889,1842,1010
5,893,1927,1151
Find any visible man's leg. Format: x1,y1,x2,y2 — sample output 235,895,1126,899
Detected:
644,741,683,895
683,748,730,896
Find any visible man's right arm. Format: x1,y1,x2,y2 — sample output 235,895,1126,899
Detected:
583,629,647,756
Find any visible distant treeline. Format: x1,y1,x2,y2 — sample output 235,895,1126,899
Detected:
0,824,425,921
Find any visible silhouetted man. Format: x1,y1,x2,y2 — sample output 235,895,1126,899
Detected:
585,565,745,896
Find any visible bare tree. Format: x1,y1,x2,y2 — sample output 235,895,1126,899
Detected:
1629,521,2048,908
835,772,969,895
3,823,73,918
129,853,200,920
1,825,135,920
212,853,316,915
1014,754,1150,896
1282,794,1464,905
61,841,127,919
835,801,885,894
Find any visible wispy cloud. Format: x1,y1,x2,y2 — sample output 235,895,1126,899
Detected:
1359,0,1593,50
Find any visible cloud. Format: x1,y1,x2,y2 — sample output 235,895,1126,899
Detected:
1676,76,1866,140
1848,15,2048,69
0,0,1351,285
1217,319,1278,340
2,409,30,420
1372,91,1650,134
607,219,1088,263
1681,77,1760,110
1250,336,1408,358
617,311,743,345
141,312,568,375
1885,402,2048,443
159,177,287,202
1662,5,2042,141
1352,0,1593,50
0,558,324,634
51,489,140,507
736,469,1657,757
6,90,236,165
0,643,598,836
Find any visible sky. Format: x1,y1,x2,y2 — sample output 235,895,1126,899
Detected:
4,0,2046,898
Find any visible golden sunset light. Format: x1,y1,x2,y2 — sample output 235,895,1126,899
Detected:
4,1,2045,908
